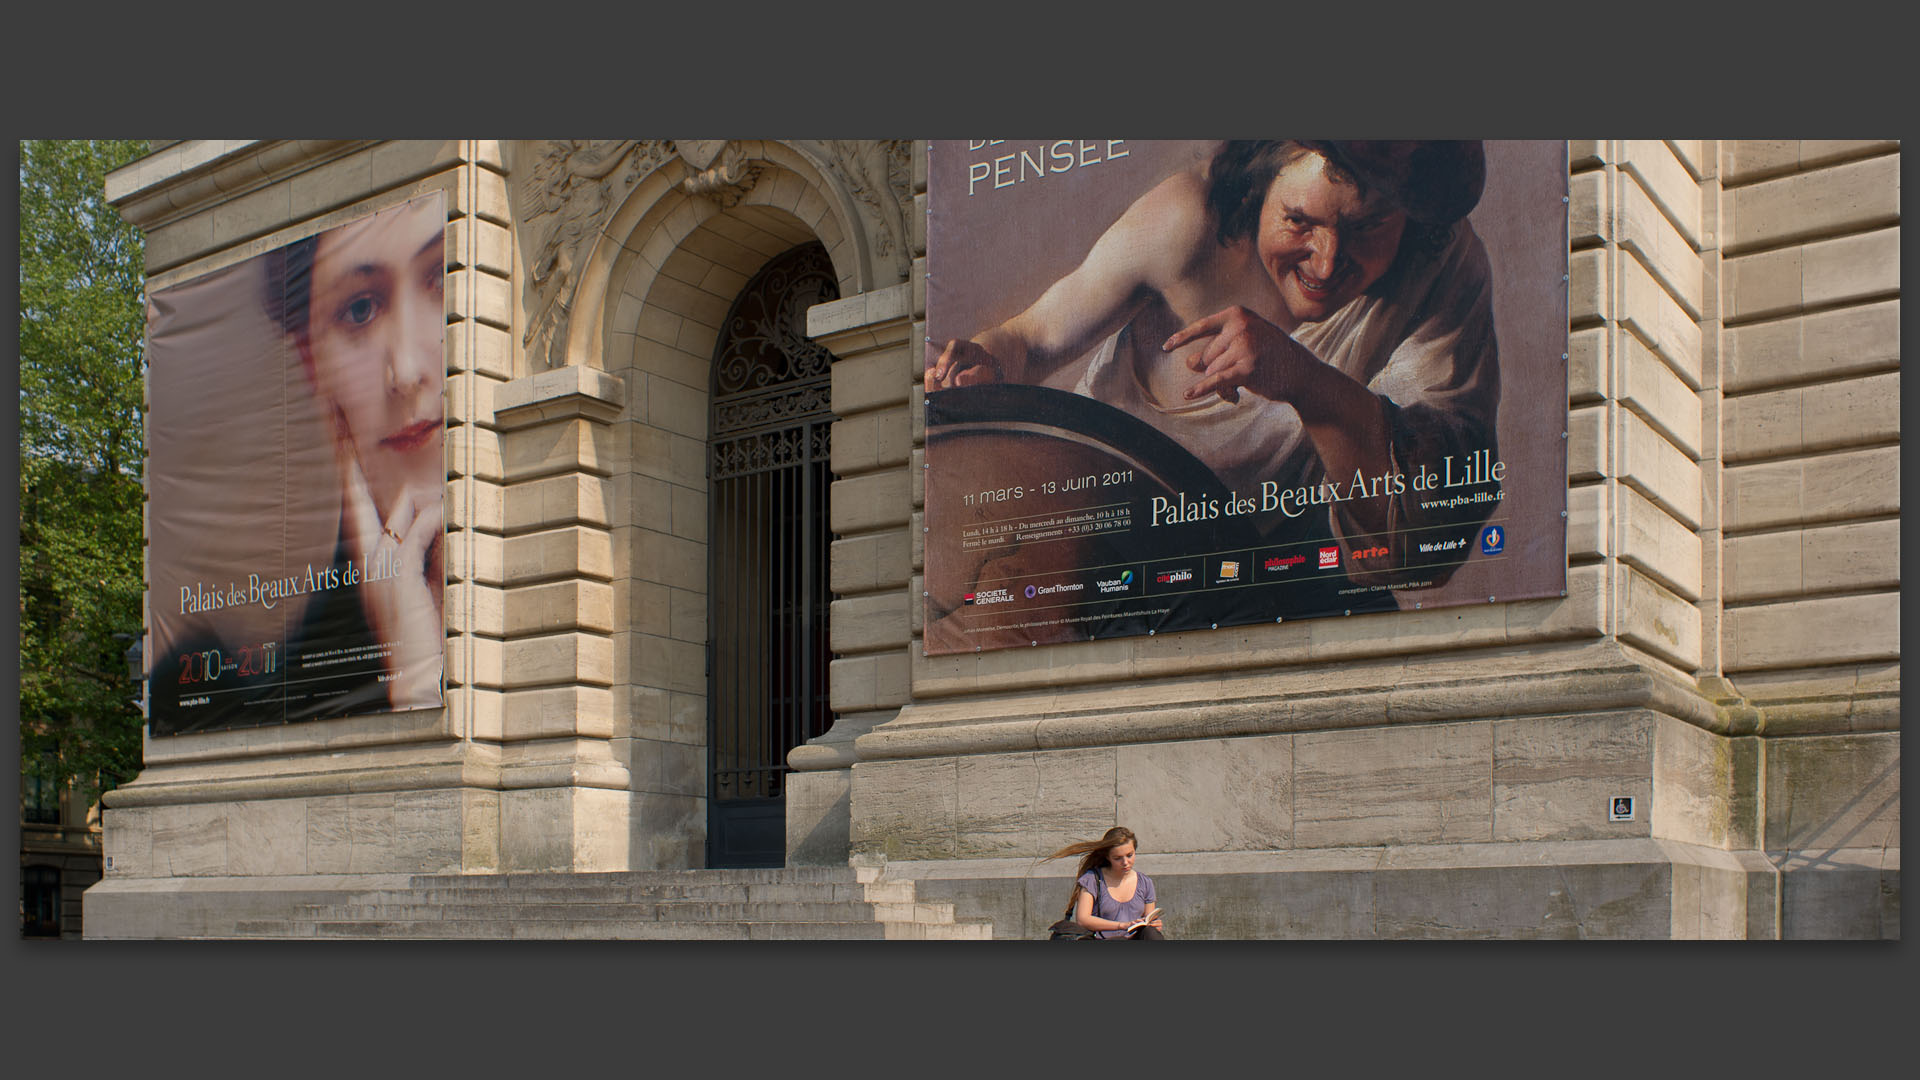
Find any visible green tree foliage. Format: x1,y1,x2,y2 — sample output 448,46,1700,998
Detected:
19,139,149,807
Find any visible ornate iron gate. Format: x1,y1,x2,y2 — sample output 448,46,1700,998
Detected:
706,242,838,867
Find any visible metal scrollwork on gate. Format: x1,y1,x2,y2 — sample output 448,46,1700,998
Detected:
713,244,839,415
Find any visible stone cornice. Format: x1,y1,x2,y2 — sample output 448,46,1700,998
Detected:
100,742,507,809
788,710,894,772
106,140,375,230
807,282,914,357
854,639,1760,763
492,366,627,430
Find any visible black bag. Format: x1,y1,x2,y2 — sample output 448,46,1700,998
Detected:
1047,916,1095,941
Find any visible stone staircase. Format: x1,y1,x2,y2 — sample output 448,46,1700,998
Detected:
226,863,994,940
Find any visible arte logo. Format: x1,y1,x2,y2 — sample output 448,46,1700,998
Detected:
1218,560,1240,581
1264,554,1306,572
1318,546,1340,569
1351,545,1389,560
1480,525,1505,555
1156,569,1194,584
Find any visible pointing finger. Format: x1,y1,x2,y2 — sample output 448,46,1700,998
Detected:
1185,321,1240,374
1161,310,1230,353
1186,347,1250,403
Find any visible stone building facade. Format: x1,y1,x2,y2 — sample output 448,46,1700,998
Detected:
84,140,1898,938
21,772,103,939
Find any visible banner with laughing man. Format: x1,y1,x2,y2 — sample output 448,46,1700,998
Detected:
922,140,1567,654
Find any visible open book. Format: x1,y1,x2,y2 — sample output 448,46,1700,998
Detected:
1124,905,1167,933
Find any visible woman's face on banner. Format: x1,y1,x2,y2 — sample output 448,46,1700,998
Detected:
305,198,446,516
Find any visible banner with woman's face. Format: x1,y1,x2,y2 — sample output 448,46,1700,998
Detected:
146,193,447,734
922,141,1568,655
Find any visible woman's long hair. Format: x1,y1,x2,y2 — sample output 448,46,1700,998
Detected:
1043,826,1137,916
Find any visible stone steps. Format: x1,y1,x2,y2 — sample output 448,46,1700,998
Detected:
306,900,958,923
223,864,991,941
358,880,917,904
404,866,862,887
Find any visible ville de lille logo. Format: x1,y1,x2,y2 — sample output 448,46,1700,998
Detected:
1480,525,1505,556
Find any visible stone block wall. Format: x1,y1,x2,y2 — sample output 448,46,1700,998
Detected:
101,142,519,882
784,286,918,863
1713,141,1900,937
86,139,1895,939
97,140,922,909
98,141,658,884
490,364,632,870
855,140,1899,938
1568,140,1710,674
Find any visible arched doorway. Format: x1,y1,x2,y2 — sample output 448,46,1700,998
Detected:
705,242,839,867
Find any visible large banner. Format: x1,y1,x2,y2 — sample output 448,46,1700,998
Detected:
146,194,447,734
923,141,1567,654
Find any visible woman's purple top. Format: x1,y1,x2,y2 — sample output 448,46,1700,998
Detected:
1077,869,1155,939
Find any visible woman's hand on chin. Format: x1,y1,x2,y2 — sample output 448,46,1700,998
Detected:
339,442,445,709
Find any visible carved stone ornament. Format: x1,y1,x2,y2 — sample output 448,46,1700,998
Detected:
680,144,762,208
518,140,913,371
519,139,675,370
815,140,914,281
673,140,730,171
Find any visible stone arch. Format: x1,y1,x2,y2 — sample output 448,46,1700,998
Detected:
565,140,887,375
581,142,877,868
